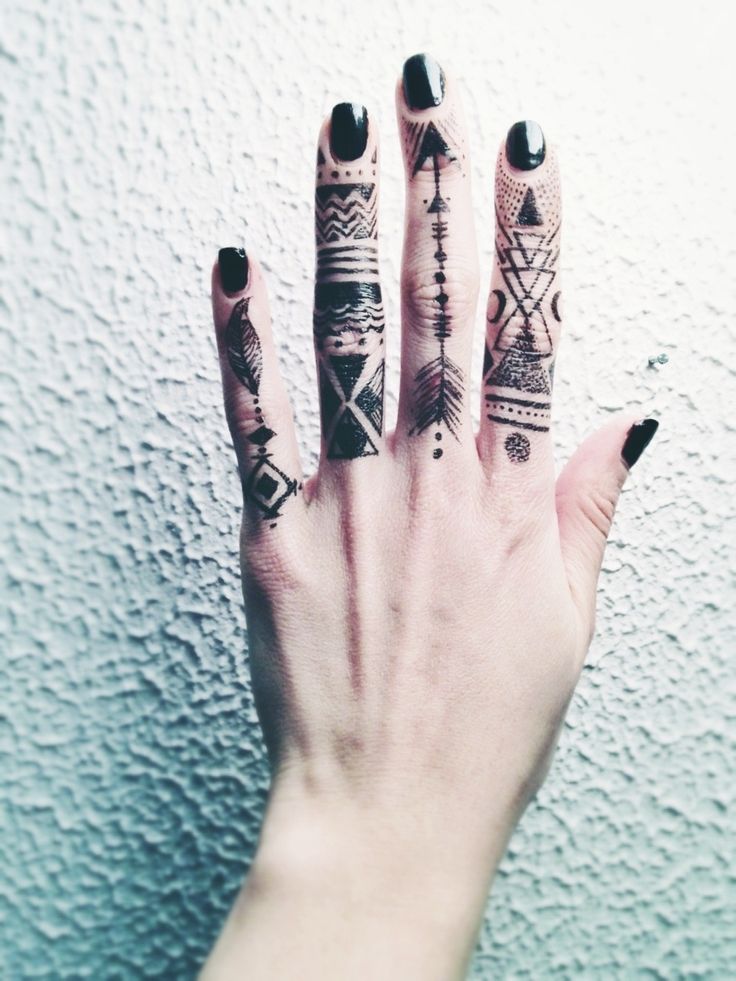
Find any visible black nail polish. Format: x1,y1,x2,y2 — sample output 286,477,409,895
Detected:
402,53,445,110
330,103,369,162
218,247,248,293
621,418,659,468
506,120,546,171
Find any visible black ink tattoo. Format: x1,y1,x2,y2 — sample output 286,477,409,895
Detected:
504,432,531,463
314,138,384,460
313,282,384,341
224,299,298,525
517,186,543,226
315,183,377,243
243,454,299,521
226,297,262,395
403,115,461,177
485,148,562,462
412,353,464,439
402,114,467,457
488,289,506,324
551,290,562,322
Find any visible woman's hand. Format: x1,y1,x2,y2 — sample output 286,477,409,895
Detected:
203,53,658,981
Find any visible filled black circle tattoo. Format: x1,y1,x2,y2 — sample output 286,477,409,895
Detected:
504,431,531,463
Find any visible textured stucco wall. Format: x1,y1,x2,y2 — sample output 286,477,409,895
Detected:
2,0,735,977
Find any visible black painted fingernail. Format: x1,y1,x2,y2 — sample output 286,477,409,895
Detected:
622,418,659,468
402,53,445,110
506,120,546,171
218,247,248,294
330,103,369,162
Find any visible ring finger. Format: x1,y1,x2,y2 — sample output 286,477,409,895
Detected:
479,120,562,484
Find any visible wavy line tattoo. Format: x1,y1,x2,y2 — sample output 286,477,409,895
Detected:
315,139,384,459
225,298,298,525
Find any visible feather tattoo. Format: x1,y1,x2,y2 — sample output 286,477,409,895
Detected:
225,298,263,395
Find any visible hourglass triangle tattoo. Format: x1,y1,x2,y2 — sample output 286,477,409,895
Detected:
485,219,559,435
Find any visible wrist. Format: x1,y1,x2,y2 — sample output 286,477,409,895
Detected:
252,773,511,964
204,767,518,980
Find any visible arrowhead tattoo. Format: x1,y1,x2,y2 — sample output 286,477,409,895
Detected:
412,121,456,175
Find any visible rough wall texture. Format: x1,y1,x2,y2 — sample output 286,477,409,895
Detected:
2,0,735,977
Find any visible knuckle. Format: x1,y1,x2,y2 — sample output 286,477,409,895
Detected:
403,263,479,333
578,487,618,541
243,527,308,595
223,388,261,438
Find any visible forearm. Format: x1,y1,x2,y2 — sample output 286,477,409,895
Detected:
201,783,514,981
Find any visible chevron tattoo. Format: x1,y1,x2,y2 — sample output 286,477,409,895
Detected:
314,137,385,459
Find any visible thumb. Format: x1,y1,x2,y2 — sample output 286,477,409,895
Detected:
556,415,659,624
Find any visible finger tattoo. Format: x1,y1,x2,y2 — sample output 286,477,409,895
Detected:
226,298,299,525
484,141,561,463
315,131,385,460
402,111,468,459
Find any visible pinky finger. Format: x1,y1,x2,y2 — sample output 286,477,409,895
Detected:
212,247,304,532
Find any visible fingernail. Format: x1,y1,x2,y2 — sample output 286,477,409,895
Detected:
218,247,248,294
622,418,659,468
330,102,369,162
402,52,445,110
506,120,546,171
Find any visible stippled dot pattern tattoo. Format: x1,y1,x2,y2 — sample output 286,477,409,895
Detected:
484,147,561,462
226,298,298,525
504,431,531,463
315,140,384,460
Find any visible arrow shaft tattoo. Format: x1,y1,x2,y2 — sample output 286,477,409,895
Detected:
403,114,466,458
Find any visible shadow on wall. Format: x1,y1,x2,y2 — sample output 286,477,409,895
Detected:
3,435,271,975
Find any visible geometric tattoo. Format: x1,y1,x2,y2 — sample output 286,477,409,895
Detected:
484,148,561,463
225,298,298,524
402,111,467,459
315,144,384,459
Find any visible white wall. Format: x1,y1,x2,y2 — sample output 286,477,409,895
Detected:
3,0,734,975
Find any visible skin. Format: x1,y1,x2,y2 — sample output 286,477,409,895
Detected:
203,59,650,981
